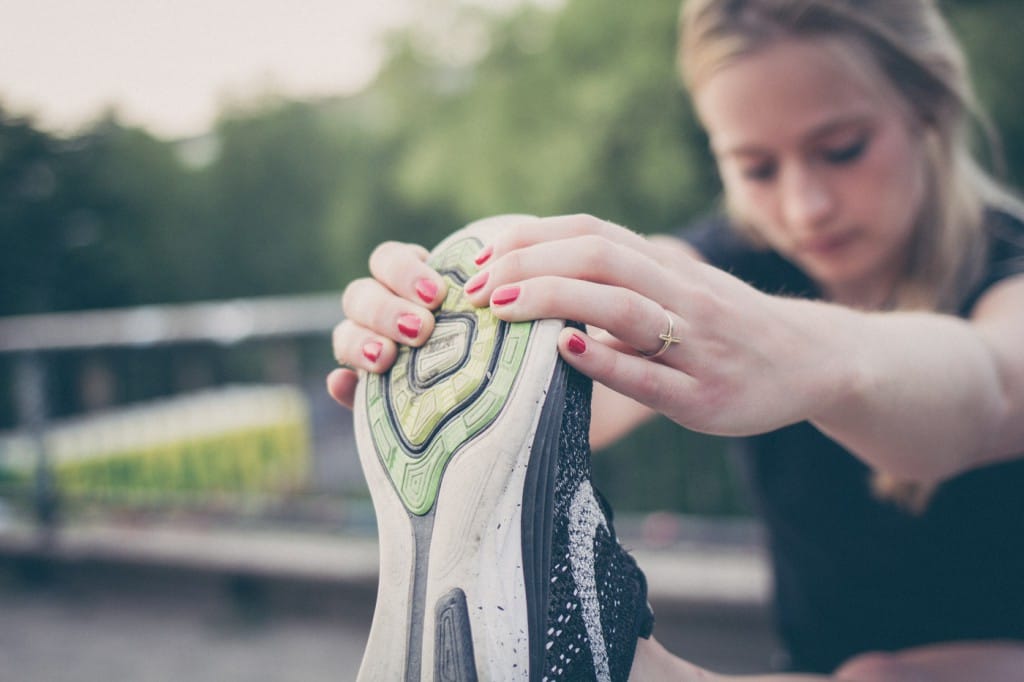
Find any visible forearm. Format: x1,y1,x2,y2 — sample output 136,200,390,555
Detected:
799,300,1010,482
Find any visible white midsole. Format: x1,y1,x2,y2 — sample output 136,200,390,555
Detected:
356,319,562,681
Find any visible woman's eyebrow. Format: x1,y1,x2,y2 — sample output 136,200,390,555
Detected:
804,114,873,142
711,140,771,159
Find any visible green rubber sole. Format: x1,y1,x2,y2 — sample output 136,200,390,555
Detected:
363,236,534,516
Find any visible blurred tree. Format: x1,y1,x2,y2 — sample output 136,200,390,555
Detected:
54,118,200,308
380,0,718,239
0,110,196,314
193,99,353,298
0,108,65,314
947,0,1024,186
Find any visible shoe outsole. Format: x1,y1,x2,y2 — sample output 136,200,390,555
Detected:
354,217,567,681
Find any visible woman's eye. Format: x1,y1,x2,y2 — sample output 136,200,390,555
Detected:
823,138,867,164
741,162,776,181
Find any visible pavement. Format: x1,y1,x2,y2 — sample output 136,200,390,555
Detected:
0,518,782,679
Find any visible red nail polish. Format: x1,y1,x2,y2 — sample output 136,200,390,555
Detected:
362,341,383,362
474,245,493,266
464,271,489,294
491,286,520,306
398,314,421,338
415,279,438,304
567,334,587,355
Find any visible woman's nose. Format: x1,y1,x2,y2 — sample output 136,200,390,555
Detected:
781,167,836,231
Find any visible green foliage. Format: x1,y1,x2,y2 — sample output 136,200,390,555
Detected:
0,113,200,313
0,114,65,314
382,0,716,233
947,0,1024,186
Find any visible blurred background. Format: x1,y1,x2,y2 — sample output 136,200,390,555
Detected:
2,0,1022,679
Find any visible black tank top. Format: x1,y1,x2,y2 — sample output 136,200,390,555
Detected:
682,210,1024,673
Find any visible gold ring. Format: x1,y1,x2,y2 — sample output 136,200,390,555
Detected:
640,309,681,359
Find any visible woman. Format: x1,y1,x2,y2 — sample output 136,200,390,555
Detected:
329,0,1024,679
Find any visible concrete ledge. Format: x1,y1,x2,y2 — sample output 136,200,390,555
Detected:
0,524,378,590
0,521,779,675
0,521,770,608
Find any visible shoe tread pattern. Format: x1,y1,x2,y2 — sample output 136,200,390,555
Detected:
364,236,533,516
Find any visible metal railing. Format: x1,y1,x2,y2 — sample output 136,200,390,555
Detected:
0,293,343,535
0,293,340,353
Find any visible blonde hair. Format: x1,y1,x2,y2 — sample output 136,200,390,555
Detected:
678,0,1024,511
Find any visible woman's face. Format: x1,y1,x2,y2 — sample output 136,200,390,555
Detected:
694,38,926,305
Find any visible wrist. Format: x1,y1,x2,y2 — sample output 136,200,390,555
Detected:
777,296,872,425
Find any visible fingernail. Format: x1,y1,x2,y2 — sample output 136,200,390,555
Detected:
397,314,422,338
491,285,520,306
464,271,489,294
362,341,383,363
415,278,438,304
474,245,493,266
567,333,587,355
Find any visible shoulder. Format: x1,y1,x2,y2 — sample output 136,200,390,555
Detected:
961,208,1024,315
986,208,1024,275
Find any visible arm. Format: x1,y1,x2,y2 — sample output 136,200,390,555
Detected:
463,214,1024,483
806,274,1024,481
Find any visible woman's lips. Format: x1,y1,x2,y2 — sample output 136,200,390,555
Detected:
801,231,857,257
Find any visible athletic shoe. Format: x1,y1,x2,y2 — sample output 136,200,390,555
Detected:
353,217,654,681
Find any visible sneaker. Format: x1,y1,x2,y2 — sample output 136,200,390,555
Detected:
354,217,654,681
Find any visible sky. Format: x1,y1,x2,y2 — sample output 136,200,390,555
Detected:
0,0,421,139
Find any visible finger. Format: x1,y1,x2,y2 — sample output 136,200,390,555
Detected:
485,275,689,360
462,234,685,308
342,278,436,347
556,328,699,419
332,318,399,372
481,214,654,263
326,368,359,410
590,328,641,355
368,241,447,309
473,214,701,276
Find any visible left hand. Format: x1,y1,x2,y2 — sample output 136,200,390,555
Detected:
463,214,846,436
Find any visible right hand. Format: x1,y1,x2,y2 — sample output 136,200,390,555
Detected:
327,240,449,409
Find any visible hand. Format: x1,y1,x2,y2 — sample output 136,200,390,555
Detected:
327,214,543,409
462,214,844,436
327,240,448,409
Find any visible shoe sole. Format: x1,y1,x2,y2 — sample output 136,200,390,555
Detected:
354,217,568,681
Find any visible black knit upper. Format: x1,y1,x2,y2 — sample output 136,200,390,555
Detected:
541,365,653,682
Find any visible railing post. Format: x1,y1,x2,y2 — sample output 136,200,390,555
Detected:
14,352,58,540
